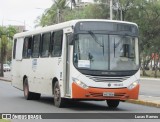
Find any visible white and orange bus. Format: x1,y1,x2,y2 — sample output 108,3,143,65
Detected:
12,19,140,108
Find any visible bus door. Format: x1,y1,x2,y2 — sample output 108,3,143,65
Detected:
65,33,71,96
64,27,73,97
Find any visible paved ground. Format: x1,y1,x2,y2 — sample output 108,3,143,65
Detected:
0,80,159,112
0,80,160,122
128,78,160,108
0,73,160,122
0,72,160,108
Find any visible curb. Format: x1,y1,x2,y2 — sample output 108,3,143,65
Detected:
127,99,160,108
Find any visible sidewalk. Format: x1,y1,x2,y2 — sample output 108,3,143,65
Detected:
0,73,160,108
140,77,160,81
0,72,11,82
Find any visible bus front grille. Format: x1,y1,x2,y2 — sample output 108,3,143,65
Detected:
85,75,130,82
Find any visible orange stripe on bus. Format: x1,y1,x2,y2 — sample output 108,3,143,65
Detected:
72,82,139,100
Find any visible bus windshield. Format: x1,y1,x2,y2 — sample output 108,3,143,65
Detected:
73,33,139,71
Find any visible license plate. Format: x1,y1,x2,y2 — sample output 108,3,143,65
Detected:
103,92,114,97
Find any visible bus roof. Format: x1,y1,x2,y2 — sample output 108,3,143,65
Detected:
14,19,138,38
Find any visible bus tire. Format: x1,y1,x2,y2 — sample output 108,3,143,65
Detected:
106,100,120,108
23,78,33,100
32,93,41,100
53,81,65,108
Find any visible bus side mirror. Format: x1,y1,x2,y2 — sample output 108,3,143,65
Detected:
68,33,74,45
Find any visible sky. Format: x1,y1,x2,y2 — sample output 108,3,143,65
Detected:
0,0,53,30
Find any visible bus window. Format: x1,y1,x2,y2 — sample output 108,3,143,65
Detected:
41,33,51,57
23,37,32,58
51,30,63,57
13,39,17,59
32,34,41,58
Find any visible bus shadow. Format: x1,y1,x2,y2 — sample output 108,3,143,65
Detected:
35,96,125,111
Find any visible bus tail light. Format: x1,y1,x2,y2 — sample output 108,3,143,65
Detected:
72,78,88,89
127,80,140,90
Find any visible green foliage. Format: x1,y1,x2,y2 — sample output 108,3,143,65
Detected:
0,26,16,58
64,4,110,20
36,3,110,26
0,26,17,76
122,0,160,77
0,119,11,122
35,0,70,26
125,0,160,52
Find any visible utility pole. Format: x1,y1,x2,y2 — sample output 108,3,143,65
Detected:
110,0,113,20
57,9,60,23
120,7,123,21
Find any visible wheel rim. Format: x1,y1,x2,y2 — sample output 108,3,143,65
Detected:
54,86,60,102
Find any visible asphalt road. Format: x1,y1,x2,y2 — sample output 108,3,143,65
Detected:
0,80,160,113
0,79,160,122
140,79,160,97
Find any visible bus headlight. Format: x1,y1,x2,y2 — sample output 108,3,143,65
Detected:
128,80,139,90
72,78,89,89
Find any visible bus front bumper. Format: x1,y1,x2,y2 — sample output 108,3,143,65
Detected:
72,82,139,101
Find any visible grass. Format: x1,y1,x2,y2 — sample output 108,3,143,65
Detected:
0,120,11,122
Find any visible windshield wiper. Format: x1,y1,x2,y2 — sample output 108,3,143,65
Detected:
114,36,126,57
88,31,104,55
88,31,104,47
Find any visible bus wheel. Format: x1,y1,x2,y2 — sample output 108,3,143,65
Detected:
53,81,65,108
106,100,120,108
33,93,41,100
23,78,33,100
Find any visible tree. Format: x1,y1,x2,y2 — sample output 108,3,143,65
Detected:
36,1,110,26
64,4,108,20
0,26,16,77
35,0,70,27
124,0,160,77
